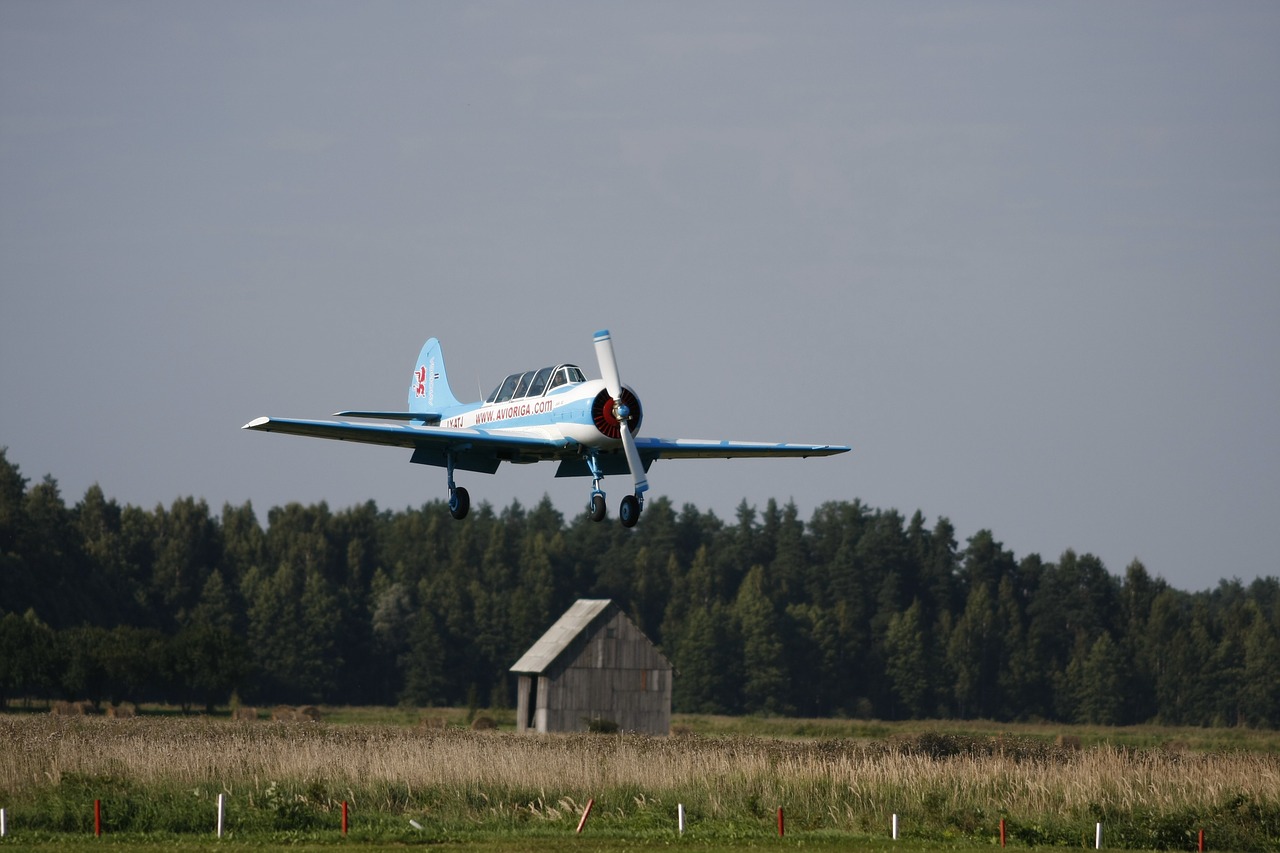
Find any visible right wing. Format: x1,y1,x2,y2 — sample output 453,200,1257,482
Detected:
634,436,851,460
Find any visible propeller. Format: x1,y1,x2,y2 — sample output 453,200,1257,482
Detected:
593,329,649,496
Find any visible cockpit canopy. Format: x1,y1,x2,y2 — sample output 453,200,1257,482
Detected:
485,364,586,404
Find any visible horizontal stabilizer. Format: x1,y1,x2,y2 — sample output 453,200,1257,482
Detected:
335,410,442,425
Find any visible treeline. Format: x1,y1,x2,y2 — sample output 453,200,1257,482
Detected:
1,448,1278,725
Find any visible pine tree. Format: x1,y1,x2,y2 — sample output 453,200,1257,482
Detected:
1076,632,1125,725
948,582,999,718
884,599,931,718
736,566,791,715
1241,599,1280,727
673,602,741,713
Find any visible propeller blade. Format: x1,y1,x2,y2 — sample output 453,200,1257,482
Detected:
593,329,648,495
620,422,649,494
593,329,623,399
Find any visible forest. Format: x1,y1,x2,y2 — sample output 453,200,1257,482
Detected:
1,447,1277,727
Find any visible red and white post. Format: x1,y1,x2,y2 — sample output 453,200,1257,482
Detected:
576,798,595,834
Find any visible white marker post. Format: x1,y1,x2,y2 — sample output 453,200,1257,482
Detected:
678,803,685,835
1096,821,1102,849
216,793,224,838
893,813,899,840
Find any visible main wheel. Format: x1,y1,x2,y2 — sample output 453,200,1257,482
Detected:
589,493,607,522
619,494,641,528
449,486,470,520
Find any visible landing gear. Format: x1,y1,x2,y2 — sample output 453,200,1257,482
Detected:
619,494,642,528
446,452,469,520
585,451,643,527
586,453,608,523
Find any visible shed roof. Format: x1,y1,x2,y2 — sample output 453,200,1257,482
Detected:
509,599,614,674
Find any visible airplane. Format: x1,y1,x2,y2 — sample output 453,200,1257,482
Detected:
243,330,850,527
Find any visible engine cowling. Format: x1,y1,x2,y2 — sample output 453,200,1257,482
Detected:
591,387,642,440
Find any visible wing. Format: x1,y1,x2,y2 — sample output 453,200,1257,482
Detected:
244,417,849,477
635,437,850,460
241,416,573,473
554,436,849,478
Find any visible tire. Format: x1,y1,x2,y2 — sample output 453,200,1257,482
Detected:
589,493,607,522
450,486,470,520
619,494,641,528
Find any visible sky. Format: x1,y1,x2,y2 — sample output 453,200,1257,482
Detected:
2,2,1277,593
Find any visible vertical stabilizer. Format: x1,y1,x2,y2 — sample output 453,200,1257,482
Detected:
408,338,462,412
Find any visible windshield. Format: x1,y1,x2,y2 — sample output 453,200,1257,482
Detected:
485,364,585,404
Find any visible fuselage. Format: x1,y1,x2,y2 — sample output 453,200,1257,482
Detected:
434,368,641,452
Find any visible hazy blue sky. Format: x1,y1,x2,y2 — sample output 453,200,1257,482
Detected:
2,2,1277,592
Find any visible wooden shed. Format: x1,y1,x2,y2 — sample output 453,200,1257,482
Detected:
511,599,672,735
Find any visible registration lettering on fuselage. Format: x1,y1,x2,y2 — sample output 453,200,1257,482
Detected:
443,398,561,430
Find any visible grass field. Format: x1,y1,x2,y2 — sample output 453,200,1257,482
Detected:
0,709,1277,851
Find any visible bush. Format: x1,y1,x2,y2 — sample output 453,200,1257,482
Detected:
584,716,619,734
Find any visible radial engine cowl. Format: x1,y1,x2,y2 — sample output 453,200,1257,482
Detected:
592,388,643,440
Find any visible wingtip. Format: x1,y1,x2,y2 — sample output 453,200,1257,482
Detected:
242,416,271,429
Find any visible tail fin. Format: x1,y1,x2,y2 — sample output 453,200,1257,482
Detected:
408,338,462,413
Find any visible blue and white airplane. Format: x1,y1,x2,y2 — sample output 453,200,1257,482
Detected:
243,330,850,527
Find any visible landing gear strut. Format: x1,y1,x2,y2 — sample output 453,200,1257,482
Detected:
586,453,608,523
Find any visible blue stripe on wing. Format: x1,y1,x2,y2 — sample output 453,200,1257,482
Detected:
632,437,850,459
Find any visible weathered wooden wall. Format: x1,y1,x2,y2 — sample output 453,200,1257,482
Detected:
520,608,672,735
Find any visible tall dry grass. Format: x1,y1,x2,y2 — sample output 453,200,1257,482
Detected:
2,716,1277,846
